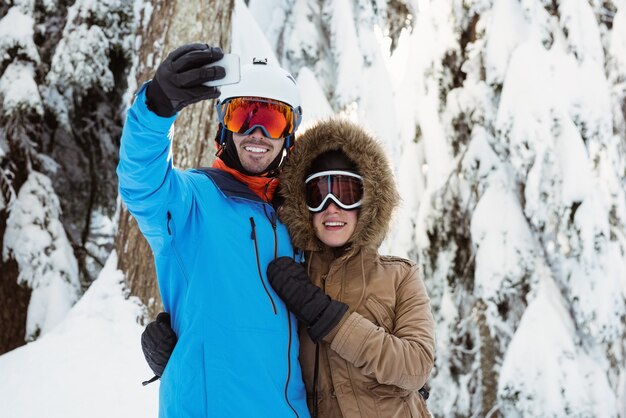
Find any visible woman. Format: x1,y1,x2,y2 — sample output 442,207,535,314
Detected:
267,118,436,417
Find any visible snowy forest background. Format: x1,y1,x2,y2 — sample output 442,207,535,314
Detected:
0,0,625,417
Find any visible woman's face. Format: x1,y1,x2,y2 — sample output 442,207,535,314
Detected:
312,202,358,248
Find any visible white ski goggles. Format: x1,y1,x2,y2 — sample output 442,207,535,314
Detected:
304,170,364,213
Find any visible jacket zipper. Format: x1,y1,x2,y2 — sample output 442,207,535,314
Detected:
249,217,277,314
285,313,299,417
262,209,299,417
271,211,278,258
263,205,279,258
166,211,190,284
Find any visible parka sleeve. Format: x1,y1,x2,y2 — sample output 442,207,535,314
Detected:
325,266,435,391
116,83,192,251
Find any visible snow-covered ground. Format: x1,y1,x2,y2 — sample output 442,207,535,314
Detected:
0,252,158,417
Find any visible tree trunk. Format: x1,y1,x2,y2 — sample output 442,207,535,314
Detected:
0,113,36,354
115,0,234,319
0,258,30,353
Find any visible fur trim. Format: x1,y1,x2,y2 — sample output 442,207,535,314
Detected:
279,118,400,251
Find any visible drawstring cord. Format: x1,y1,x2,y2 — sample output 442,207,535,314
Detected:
354,250,366,312
141,375,159,386
307,251,320,417
306,251,313,277
312,343,320,418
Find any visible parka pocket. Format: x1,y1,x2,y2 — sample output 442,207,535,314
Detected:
364,296,394,333
160,342,208,417
368,383,410,398
368,383,413,418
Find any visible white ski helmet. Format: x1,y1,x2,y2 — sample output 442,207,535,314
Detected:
218,58,302,115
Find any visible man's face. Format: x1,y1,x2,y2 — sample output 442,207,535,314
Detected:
232,128,285,174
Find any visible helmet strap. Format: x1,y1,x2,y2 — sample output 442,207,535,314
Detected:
284,134,296,159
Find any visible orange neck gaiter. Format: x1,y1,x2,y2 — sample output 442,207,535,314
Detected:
212,158,279,203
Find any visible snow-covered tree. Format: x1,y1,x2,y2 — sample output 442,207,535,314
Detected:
250,0,626,416
400,1,626,416
3,171,79,342
0,0,134,353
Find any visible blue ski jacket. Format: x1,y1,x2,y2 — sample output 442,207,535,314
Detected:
117,84,309,418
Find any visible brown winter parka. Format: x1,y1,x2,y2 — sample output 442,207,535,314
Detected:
278,119,436,418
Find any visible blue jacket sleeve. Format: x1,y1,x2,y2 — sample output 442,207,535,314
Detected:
117,82,188,252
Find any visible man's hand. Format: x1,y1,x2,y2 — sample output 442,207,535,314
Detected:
146,43,225,117
141,312,177,381
267,257,348,343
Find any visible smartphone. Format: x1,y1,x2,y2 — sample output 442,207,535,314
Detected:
203,53,241,87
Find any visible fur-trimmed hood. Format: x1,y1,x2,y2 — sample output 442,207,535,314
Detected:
279,118,399,252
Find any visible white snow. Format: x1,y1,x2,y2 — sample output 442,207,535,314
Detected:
610,7,626,76
322,0,362,107
471,181,535,304
0,6,40,65
498,276,618,417
0,61,43,116
296,66,334,128
3,172,81,341
231,0,280,66
482,0,529,86
0,252,158,418
47,24,114,93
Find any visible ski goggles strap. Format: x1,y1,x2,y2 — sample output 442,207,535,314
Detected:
217,97,300,140
305,170,364,213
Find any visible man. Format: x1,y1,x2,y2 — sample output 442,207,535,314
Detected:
117,43,309,417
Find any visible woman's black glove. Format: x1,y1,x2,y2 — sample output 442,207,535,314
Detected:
141,312,177,385
146,43,225,117
267,257,348,343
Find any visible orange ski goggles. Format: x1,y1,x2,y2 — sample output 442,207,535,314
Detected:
217,97,300,139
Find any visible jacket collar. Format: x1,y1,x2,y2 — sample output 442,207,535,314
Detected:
210,158,279,203
196,167,267,203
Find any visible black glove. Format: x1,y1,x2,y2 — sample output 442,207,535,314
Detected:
146,43,225,117
267,257,348,343
141,312,177,384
